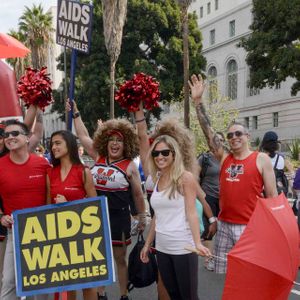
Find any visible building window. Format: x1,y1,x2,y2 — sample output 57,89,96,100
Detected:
227,59,238,100
252,116,258,130
249,87,260,96
244,117,249,129
200,6,203,18
208,66,218,102
229,20,235,37
207,2,211,14
273,112,279,127
209,29,215,45
215,0,219,10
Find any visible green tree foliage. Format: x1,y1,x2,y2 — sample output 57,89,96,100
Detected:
240,0,300,96
53,0,206,133
18,4,53,69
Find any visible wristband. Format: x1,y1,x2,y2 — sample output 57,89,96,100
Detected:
73,111,80,119
135,118,145,123
208,216,217,224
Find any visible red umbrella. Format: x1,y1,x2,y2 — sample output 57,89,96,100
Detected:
223,193,299,300
0,60,22,122
0,32,30,58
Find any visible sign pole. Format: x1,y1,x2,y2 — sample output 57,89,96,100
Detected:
67,49,77,131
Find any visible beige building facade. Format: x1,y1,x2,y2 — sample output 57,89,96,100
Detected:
190,0,300,144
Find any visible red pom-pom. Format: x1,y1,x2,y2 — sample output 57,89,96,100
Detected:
115,73,160,112
17,67,53,111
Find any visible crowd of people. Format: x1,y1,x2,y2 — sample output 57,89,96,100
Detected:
0,74,298,300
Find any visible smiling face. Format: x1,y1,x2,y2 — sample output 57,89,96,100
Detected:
4,124,28,151
226,124,249,153
107,134,124,161
152,141,174,172
51,134,68,159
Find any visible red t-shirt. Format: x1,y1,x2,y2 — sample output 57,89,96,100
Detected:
47,164,86,203
218,151,263,224
0,154,50,215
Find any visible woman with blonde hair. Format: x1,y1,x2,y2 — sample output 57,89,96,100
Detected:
66,100,146,300
140,134,210,300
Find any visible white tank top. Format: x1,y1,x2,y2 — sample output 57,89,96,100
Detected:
150,182,194,255
270,154,284,169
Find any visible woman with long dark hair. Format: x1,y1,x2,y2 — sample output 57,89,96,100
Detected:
46,130,97,300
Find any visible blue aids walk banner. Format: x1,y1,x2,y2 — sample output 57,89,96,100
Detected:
12,197,114,297
56,0,93,54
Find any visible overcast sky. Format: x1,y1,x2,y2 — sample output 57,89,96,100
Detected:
0,0,57,33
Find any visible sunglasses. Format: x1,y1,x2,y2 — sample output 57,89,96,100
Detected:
226,130,245,140
3,130,27,139
151,149,173,158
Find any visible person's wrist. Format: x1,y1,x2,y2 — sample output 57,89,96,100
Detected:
135,117,145,123
72,111,80,119
208,216,217,224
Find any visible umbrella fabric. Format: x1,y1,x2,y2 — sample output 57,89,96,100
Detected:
0,60,22,121
223,193,299,300
0,33,30,59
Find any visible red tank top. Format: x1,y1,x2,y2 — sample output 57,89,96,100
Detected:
219,152,263,224
47,164,86,203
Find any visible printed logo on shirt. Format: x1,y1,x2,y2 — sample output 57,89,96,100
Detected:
29,175,44,179
225,164,244,182
64,187,80,191
95,168,115,186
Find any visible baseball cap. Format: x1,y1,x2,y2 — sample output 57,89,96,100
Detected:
262,131,278,143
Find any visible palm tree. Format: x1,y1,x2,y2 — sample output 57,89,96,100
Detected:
102,0,128,118
177,0,192,128
18,4,53,69
6,29,31,80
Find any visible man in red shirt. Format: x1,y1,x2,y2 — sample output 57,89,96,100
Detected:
0,120,49,299
189,74,277,273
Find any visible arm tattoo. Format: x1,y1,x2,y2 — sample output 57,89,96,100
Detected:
36,111,43,124
195,103,222,154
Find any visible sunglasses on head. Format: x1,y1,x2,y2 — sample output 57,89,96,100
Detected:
151,149,173,158
226,130,245,140
3,130,26,139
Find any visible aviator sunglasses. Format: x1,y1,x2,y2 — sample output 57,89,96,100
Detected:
3,130,27,139
226,130,245,140
151,149,174,158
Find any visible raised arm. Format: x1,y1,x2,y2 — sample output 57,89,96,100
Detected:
188,75,225,162
28,109,44,153
127,161,146,231
66,99,98,161
24,104,37,130
134,102,150,176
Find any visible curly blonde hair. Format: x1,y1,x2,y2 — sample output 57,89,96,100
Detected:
151,117,198,177
93,119,139,159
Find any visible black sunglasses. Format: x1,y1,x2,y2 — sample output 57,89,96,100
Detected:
151,149,173,158
226,130,245,140
3,130,27,139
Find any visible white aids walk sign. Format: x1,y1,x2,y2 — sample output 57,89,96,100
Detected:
56,0,93,54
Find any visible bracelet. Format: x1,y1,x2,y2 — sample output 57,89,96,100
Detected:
73,111,80,119
208,216,217,224
135,118,145,123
